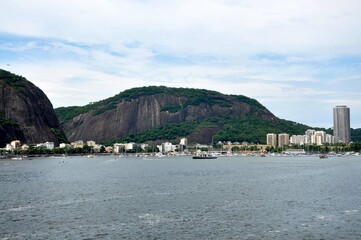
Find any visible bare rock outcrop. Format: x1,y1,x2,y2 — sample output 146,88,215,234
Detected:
0,69,67,147
58,87,276,143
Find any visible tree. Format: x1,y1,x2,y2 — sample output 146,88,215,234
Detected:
231,146,240,152
100,146,106,153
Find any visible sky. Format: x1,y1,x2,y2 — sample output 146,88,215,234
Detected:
1,0,360,128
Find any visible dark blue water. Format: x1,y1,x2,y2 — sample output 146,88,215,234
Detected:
1,155,361,239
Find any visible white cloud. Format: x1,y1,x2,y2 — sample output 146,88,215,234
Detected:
1,0,361,127
1,0,361,55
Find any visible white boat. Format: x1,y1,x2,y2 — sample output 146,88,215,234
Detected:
192,152,217,159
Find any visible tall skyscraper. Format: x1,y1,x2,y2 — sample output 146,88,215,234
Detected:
333,106,351,143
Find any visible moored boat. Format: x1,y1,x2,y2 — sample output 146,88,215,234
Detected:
192,153,217,159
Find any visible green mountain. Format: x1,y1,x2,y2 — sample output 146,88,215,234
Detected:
55,86,318,144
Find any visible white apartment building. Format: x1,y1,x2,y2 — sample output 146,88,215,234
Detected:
46,142,54,149
125,143,136,150
59,143,71,148
113,142,137,153
272,129,337,147
113,143,125,153
326,134,336,144
305,129,315,144
180,138,188,146
36,142,54,149
159,142,177,153
10,140,21,149
314,131,326,146
21,144,29,150
87,141,96,147
6,144,13,151
290,135,305,145
71,140,84,148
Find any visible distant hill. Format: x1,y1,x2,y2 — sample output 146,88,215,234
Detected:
0,69,67,147
55,86,315,144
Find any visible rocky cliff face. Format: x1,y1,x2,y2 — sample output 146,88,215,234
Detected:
0,69,67,147
58,87,277,143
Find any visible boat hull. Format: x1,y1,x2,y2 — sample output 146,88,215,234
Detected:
192,156,217,159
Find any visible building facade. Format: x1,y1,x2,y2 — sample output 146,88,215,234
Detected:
266,133,277,147
333,106,351,143
180,138,188,146
305,129,316,145
290,135,305,145
314,131,326,146
160,142,176,153
278,133,289,148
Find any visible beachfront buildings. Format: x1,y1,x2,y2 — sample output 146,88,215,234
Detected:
268,130,337,147
333,105,351,143
305,129,315,144
180,138,188,146
113,142,137,153
36,142,54,150
290,135,305,145
278,133,290,147
159,142,176,153
71,140,84,148
266,133,277,147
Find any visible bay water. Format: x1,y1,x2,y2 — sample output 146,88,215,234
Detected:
1,155,361,239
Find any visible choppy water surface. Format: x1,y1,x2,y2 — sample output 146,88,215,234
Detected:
1,155,361,239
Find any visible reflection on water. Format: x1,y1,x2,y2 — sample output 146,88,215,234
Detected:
1,155,361,239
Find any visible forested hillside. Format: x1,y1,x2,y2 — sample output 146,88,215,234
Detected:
55,86,322,144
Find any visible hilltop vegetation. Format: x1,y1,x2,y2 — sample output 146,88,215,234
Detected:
55,86,266,123
0,70,29,88
55,86,360,145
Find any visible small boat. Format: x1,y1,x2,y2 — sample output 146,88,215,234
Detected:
192,153,217,159
319,154,328,159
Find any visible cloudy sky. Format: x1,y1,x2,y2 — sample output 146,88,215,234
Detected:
1,0,360,128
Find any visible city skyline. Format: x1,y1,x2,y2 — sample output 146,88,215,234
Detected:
1,1,361,128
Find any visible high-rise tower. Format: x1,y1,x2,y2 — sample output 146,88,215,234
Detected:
266,133,277,147
333,106,351,143
278,133,289,148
